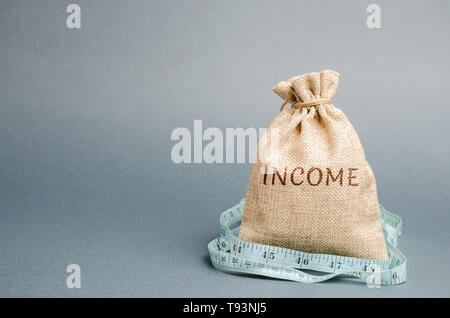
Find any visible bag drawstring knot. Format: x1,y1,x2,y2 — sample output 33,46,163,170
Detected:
280,99,332,112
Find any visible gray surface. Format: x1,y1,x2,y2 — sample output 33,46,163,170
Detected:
0,0,449,297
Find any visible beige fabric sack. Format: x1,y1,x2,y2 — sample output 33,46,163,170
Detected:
239,70,388,260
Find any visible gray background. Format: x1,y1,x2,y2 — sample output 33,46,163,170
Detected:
0,0,449,297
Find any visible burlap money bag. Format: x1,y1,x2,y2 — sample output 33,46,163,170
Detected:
238,70,388,260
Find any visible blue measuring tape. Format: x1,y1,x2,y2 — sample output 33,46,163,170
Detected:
208,199,406,286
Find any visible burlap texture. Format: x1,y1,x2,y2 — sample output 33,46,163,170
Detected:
238,70,388,260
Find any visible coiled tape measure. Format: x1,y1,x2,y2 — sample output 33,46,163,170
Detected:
208,199,406,286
